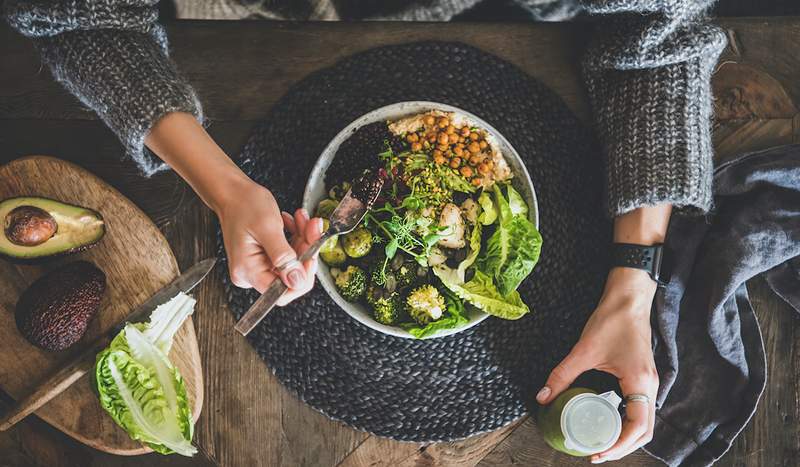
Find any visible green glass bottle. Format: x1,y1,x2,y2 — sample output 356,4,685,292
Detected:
537,387,622,456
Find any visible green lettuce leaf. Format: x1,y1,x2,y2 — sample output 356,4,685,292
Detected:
507,184,528,218
457,222,482,280
434,268,529,320
477,184,542,296
95,293,197,456
477,191,497,226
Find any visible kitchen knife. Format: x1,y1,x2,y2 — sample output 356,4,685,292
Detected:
0,258,217,431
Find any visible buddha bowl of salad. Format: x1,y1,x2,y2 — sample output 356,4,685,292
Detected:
303,101,541,339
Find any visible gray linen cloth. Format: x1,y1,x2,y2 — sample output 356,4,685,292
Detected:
649,144,800,466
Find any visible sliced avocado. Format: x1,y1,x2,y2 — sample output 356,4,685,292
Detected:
0,197,105,262
16,261,106,351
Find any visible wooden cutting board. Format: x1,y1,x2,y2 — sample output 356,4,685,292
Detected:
0,156,204,455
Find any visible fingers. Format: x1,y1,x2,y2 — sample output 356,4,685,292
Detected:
305,217,324,245
293,208,309,234
536,347,592,405
592,372,658,463
276,254,318,306
251,211,306,290
227,244,280,294
282,211,296,235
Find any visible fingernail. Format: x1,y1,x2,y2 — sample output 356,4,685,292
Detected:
536,386,550,403
317,218,325,233
287,269,304,288
300,208,310,220
591,457,606,464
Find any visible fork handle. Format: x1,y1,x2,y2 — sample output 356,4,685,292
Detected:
234,232,333,336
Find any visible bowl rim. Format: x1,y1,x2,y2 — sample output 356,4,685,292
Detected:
303,101,538,339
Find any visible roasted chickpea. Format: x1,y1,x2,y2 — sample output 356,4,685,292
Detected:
438,133,450,145
479,140,488,149
460,166,473,178
424,115,436,126
478,163,491,175
438,117,450,128
446,125,456,135
468,142,481,154
407,133,418,143
471,177,483,187
427,132,438,143
433,149,442,158
460,126,471,137
450,157,462,168
448,133,460,144
458,136,466,143
469,132,479,141
453,146,464,157
411,142,422,152
434,154,447,165
469,155,482,166
437,144,449,152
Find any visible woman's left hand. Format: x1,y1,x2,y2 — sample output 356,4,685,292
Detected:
536,267,660,464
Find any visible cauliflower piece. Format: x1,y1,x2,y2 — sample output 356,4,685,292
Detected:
437,203,466,249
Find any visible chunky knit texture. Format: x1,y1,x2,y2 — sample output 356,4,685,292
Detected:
3,0,725,216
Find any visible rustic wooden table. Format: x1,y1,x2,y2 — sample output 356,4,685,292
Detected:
1,17,799,467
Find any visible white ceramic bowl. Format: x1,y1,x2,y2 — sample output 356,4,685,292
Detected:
303,101,538,339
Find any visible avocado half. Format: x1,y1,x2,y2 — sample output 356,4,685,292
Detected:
0,197,105,262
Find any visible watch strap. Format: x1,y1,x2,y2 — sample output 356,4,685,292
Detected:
611,243,669,286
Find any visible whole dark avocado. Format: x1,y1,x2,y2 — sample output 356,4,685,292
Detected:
0,196,105,263
15,261,106,351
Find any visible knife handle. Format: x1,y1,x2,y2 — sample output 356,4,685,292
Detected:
234,233,332,336
0,337,108,431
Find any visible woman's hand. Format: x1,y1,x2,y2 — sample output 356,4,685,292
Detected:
144,112,322,305
216,178,323,305
536,267,659,463
534,203,671,462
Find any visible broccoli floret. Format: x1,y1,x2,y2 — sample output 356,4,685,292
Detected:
405,284,446,326
395,262,417,289
334,265,366,302
371,292,401,325
342,227,373,258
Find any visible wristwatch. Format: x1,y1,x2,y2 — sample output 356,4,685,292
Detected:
610,243,671,287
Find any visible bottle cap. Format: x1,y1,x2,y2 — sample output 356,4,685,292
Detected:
560,391,622,455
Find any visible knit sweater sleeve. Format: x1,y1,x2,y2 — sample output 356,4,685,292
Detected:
3,0,203,176
581,0,726,217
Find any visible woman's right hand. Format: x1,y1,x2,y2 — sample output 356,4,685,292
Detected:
216,177,322,305
144,112,322,305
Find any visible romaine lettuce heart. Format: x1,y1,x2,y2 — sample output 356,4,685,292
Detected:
95,293,197,456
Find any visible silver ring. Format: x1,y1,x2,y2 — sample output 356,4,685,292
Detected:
625,394,651,405
275,258,301,273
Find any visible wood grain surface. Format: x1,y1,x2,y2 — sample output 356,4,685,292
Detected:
0,156,204,455
1,17,799,467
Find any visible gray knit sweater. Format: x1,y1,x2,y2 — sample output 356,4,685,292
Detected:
3,0,726,217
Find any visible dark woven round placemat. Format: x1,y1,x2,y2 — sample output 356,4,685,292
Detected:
218,41,611,442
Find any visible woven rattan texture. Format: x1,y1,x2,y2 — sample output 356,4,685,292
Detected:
219,41,611,442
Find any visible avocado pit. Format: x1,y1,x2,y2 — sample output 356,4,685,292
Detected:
4,206,58,247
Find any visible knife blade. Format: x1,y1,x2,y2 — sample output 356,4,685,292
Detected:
108,257,217,335
0,257,217,432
